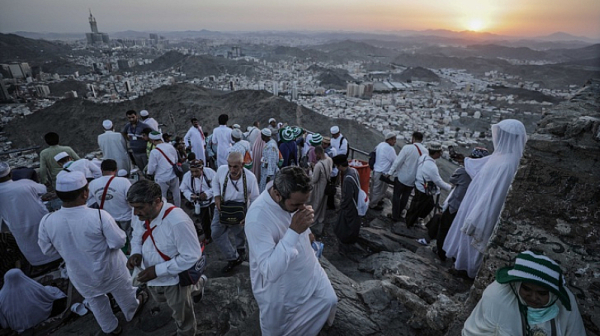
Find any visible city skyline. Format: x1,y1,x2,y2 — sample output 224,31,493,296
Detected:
0,0,599,39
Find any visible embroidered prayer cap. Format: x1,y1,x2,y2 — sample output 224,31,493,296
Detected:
291,126,303,139
268,118,276,123
102,120,113,129
149,131,163,141
140,110,149,117
279,126,295,142
496,250,571,311
56,171,87,192
117,169,128,177
309,133,323,146
385,132,396,140
330,126,340,134
427,142,442,152
261,128,272,137
471,147,489,158
322,136,331,144
231,129,243,140
0,162,10,178
189,159,204,169
54,152,70,162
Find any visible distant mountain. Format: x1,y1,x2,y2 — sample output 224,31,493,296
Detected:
4,84,384,156
0,33,75,63
316,69,355,89
535,32,600,43
393,66,440,82
13,31,84,41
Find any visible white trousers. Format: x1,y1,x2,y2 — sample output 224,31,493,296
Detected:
85,279,138,333
157,177,181,207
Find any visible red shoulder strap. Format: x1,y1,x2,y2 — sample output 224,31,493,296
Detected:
99,175,116,209
414,144,422,156
141,206,178,261
156,147,174,165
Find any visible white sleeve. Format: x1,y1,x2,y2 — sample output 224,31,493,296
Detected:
180,173,194,202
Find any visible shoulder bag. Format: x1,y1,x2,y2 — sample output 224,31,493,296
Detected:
219,170,248,225
156,147,184,178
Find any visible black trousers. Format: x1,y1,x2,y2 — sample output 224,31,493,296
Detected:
436,208,457,261
405,189,434,227
392,179,413,220
194,204,214,240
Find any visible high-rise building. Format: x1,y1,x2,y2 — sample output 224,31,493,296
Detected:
86,10,110,45
272,81,278,96
0,81,11,102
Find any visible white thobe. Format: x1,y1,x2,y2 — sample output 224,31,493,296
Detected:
373,141,397,173
387,143,428,187
245,127,261,146
143,117,159,132
184,126,206,163
212,125,233,168
37,206,130,298
330,134,348,156
245,191,337,336
0,180,60,266
98,130,131,173
88,176,132,221
147,143,178,183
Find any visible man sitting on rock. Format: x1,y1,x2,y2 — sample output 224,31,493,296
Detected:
245,166,337,335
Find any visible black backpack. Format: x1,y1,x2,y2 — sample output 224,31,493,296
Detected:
368,147,376,170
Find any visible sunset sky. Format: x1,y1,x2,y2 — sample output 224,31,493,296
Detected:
1,0,599,38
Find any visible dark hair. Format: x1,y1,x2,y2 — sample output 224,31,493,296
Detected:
44,132,59,146
314,145,324,155
127,180,162,204
141,127,153,135
332,155,349,167
56,184,87,202
412,132,424,141
191,118,198,123
126,110,137,116
253,121,260,127
273,166,312,200
218,114,228,125
101,159,117,172
187,152,196,161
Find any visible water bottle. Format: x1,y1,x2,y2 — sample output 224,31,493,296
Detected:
194,201,201,215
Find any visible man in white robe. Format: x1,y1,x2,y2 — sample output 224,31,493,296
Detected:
98,120,131,174
0,162,61,267
444,119,528,278
38,171,143,334
245,166,337,336
245,121,261,146
184,118,206,163
140,110,159,132
212,114,233,168
54,151,102,181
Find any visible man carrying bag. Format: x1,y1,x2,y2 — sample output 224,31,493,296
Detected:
210,152,260,274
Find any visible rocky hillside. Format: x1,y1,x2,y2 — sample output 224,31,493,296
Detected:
0,33,73,62
133,52,259,78
445,78,600,335
394,66,440,82
4,84,384,156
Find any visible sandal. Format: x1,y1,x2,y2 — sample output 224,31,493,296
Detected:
133,289,149,318
193,275,208,303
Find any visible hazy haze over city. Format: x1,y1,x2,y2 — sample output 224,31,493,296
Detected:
1,0,599,38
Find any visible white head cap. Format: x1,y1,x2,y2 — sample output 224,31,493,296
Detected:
261,128,272,137
56,171,87,192
54,151,70,162
117,169,128,177
102,120,113,129
0,162,10,178
231,129,243,140
140,110,149,117
385,132,396,140
149,131,163,141
232,124,241,129
330,126,340,134
268,118,276,123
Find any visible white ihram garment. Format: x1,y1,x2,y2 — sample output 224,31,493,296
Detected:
98,130,131,173
212,125,233,168
245,191,337,336
443,119,527,278
184,126,206,163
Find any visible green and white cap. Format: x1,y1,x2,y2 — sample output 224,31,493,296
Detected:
496,250,571,310
309,133,323,146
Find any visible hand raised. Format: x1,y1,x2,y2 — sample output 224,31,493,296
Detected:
289,205,314,234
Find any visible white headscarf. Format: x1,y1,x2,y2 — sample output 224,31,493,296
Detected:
0,269,66,332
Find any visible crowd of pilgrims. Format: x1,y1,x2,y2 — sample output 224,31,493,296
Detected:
0,109,587,335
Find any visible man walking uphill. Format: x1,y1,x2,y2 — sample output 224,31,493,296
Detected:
245,166,337,336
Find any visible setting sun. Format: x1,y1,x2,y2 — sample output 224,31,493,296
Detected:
467,18,485,31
